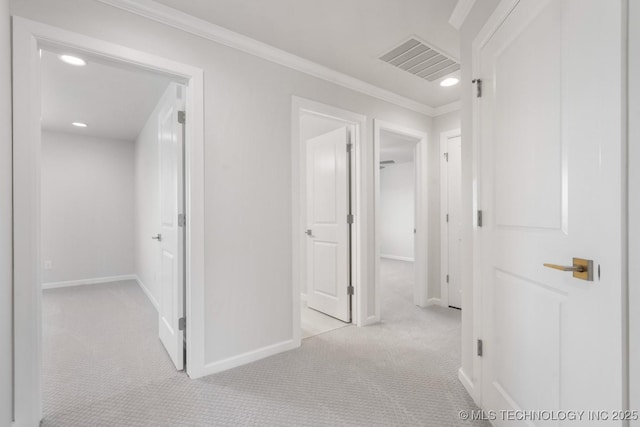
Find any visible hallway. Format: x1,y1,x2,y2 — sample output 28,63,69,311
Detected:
42,263,484,426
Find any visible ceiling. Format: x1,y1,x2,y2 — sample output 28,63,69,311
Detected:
380,130,417,165
152,0,461,108
41,49,173,141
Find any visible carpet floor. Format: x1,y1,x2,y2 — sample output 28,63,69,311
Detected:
42,260,487,426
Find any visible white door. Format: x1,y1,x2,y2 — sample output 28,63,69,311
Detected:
479,0,624,423
446,136,462,309
306,126,351,322
156,84,185,370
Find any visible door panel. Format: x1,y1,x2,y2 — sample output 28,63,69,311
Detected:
306,127,350,322
157,84,185,370
480,0,624,423
447,136,462,309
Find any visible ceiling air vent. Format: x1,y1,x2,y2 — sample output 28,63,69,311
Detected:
380,38,460,82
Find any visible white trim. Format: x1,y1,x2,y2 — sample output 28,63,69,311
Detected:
458,368,478,403
439,129,462,308
12,17,207,426
135,275,160,312
41,274,137,290
292,96,368,340
434,101,462,117
202,339,297,376
449,0,478,30
95,0,437,117
380,254,414,262
374,119,429,314
426,298,442,306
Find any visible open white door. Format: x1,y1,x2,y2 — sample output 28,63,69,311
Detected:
305,126,351,322
478,0,625,421
446,135,462,309
156,83,185,370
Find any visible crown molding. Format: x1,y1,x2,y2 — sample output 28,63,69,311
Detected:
434,100,461,116
96,0,439,116
449,0,477,30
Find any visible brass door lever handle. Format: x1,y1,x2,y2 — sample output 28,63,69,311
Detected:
543,257,593,281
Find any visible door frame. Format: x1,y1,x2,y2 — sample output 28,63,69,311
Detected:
291,96,366,343
439,129,461,308
373,120,429,311
12,17,206,425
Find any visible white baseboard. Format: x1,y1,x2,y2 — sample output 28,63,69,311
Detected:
201,339,298,376
134,275,160,312
380,254,414,262
458,368,476,401
426,298,442,306
42,274,137,290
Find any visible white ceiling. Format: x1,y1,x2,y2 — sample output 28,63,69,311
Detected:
380,130,417,165
152,0,461,108
41,49,173,141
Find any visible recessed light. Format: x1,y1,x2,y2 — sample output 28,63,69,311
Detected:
440,77,459,87
59,55,87,66
72,122,88,128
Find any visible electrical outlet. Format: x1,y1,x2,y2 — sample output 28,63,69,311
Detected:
44,260,52,270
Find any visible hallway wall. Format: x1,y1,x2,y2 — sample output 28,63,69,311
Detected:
10,0,434,371
41,131,135,285
0,0,12,423
379,162,415,261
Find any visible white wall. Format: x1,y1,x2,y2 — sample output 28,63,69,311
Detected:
0,0,12,423
41,131,135,284
380,162,415,261
11,0,433,370
134,84,172,308
629,0,639,422
429,110,461,299
459,0,501,399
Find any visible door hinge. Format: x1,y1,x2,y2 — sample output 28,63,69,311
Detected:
178,317,186,331
178,110,186,124
472,79,482,98
477,210,483,227
477,339,483,357
446,274,449,283
347,142,353,153
347,285,354,295
347,213,354,224
446,213,449,223
178,213,186,227
444,152,448,162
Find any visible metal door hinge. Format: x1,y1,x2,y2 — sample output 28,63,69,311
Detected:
178,110,186,124
446,213,449,223
347,285,354,295
178,214,186,227
347,142,353,153
444,152,448,162
477,210,483,227
179,317,186,331
477,339,483,357
472,79,482,98
347,213,354,224
446,274,449,283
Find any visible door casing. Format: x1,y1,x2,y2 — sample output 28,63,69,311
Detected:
11,17,206,426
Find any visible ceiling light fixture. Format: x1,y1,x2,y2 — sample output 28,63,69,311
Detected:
72,122,88,128
440,77,459,87
59,55,87,66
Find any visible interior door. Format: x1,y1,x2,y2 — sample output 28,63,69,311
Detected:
479,0,624,423
306,126,351,322
447,135,462,309
157,83,185,370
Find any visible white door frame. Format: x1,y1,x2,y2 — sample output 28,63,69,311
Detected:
292,96,367,343
373,120,429,311
12,17,206,426
439,129,461,308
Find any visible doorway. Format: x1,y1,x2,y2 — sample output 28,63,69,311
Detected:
439,130,462,309
12,18,206,424
373,120,429,318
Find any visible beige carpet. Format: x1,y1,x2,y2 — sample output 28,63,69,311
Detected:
42,260,487,426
